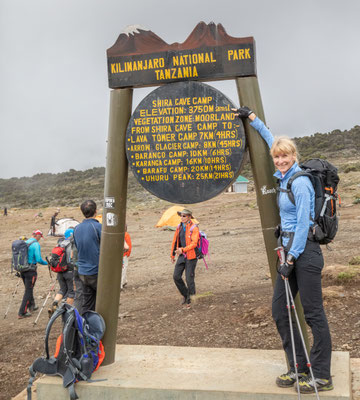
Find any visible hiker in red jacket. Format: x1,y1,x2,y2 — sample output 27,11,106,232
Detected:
170,209,199,308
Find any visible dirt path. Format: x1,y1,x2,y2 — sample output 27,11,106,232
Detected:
1,190,360,399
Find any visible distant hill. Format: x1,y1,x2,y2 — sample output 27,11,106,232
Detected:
1,125,359,208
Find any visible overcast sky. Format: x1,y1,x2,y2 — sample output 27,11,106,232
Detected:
1,0,359,179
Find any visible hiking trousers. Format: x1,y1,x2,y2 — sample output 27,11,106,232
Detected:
173,255,197,300
73,268,84,311
57,269,75,299
18,269,37,315
272,240,332,379
79,274,97,314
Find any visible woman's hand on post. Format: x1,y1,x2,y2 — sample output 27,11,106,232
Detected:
232,106,256,121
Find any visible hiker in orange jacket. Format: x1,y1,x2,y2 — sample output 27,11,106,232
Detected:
121,227,132,289
170,209,199,307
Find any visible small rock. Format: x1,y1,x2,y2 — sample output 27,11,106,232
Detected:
232,300,238,304
161,313,168,318
247,323,259,329
341,343,352,350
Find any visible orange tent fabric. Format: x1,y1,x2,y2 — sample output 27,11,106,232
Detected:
155,205,199,227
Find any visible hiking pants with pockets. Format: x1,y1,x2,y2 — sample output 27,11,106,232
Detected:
272,239,332,379
57,269,75,299
173,255,197,300
79,274,97,314
18,269,37,315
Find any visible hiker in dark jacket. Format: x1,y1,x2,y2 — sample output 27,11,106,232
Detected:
73,200,101,314
170,209,199,308
18,230,47,319
50,210,60,236
234,106,333,394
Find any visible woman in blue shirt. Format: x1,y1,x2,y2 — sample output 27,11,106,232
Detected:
18,230,48,318
234,107,333,394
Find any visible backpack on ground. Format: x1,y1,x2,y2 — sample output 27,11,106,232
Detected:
11,238,36,273
49,239,71,272
27,303,106,400
189,224,210,269
280,158,340,245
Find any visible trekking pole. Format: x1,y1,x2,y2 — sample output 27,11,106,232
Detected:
4,277,21,319
285,279,320,400
284,277,301,400
33,279,57,326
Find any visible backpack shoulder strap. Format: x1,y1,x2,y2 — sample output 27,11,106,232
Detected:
27,238,37,248
283,171,314,205
44,305,67,359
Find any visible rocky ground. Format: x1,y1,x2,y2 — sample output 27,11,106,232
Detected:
1,173,360,399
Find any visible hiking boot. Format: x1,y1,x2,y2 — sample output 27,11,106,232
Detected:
18,311,32,319
276,370,308,387
30,305,39,312
298,376,334,393
181,297,187,305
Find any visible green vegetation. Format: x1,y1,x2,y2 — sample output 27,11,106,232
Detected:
337,270,358,282
0,167,153,209
349,256,360,265
1,124,359,209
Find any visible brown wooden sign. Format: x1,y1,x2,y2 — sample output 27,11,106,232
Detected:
126,81,246,204
107,22,256,89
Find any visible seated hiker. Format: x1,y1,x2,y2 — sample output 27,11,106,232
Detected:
18,230,47,319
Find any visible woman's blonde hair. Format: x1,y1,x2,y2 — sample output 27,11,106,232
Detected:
270,136,299,163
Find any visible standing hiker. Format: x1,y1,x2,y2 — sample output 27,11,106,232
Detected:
4,207,7,216
48,230,75,317
50,210,59,236
234,106,333,393
170,209,199,308
121,226,132,290
73,200,101,314
18,230,47,319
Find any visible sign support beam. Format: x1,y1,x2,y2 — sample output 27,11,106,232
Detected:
236,76,310,352
96,88,133,365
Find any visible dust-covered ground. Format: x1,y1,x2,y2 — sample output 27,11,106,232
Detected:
1,182,360,399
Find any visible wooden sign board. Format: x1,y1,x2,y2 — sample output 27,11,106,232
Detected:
107,22,256,89
126,81,246,204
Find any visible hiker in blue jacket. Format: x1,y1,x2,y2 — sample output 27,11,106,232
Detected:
234,107,333,394
73,200,101,314
18,230,47,319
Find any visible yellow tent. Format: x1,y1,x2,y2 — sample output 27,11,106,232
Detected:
155,205,199,228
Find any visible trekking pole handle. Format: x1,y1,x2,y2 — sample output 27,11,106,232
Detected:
275,246,286,265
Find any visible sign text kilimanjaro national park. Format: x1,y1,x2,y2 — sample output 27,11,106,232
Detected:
107,22,256,89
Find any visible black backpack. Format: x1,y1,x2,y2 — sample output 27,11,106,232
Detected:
279,159,340,245
11,238,36,273
27,303,106,400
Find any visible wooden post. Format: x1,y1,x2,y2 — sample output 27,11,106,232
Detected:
96,88,133,365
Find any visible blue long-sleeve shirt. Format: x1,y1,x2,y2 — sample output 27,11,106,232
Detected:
26,238,47,265
73,219,102,275
250,117,315,259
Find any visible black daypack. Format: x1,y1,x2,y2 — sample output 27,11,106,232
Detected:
11,238,36,273
279,158,340,245
27,303,106,400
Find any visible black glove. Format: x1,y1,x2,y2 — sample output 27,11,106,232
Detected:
15,271,21,278
278,262,294,278
235,106,253,119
